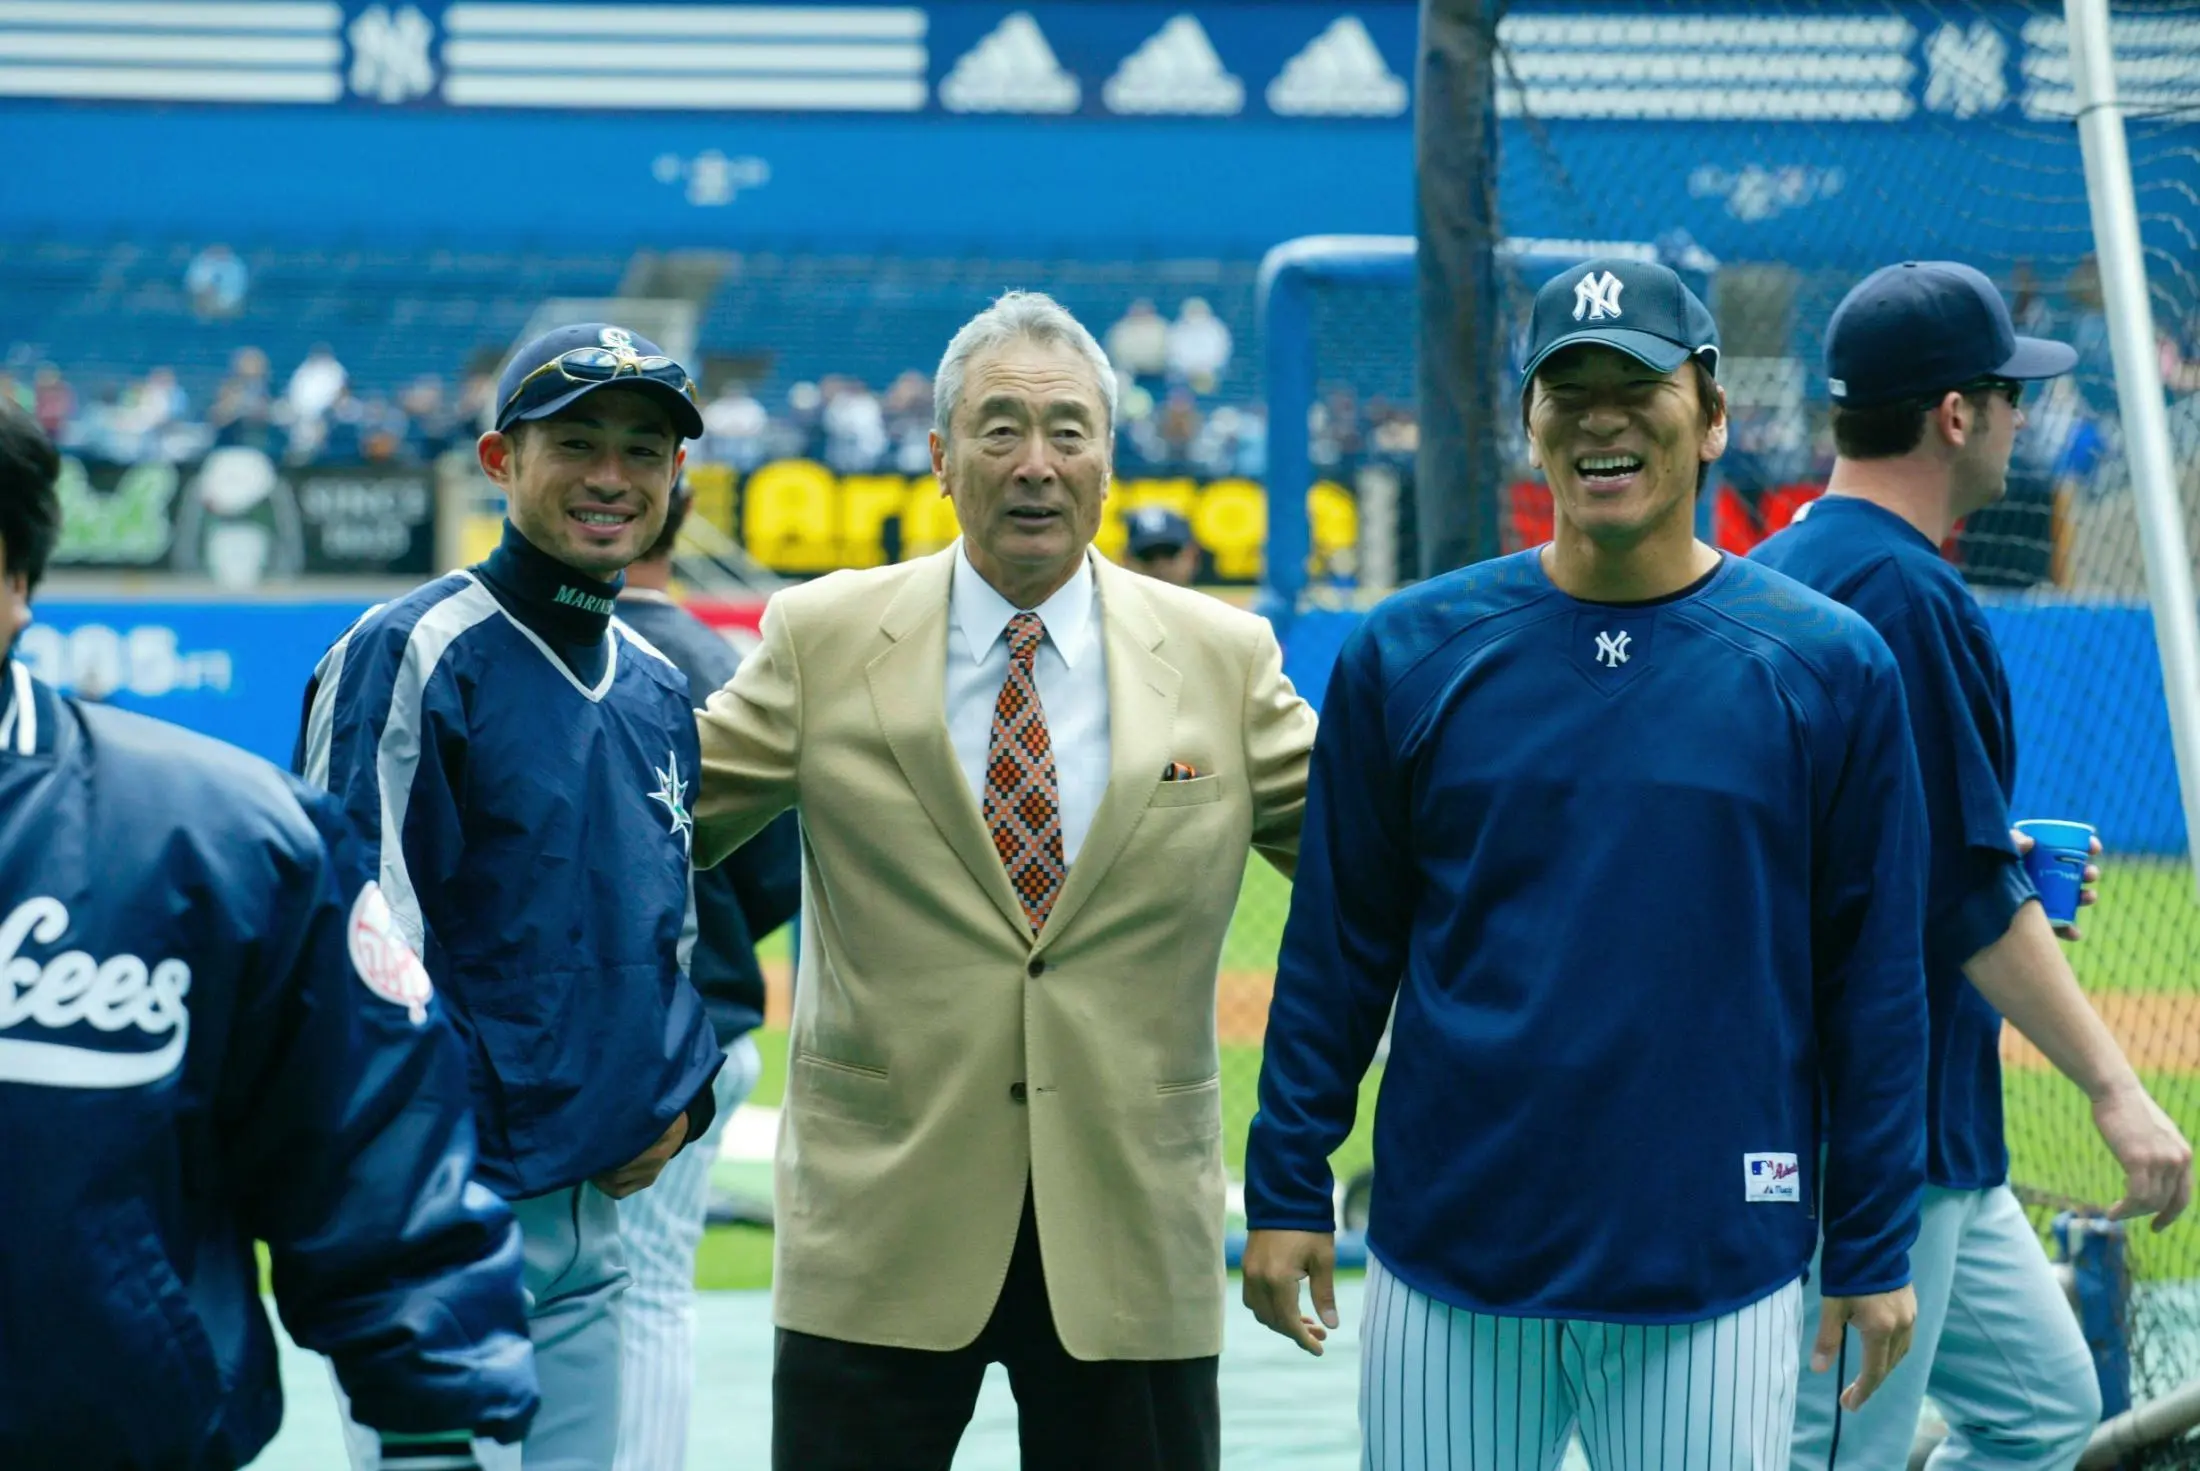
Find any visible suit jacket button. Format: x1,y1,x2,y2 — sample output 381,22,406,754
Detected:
1009,1082,1028,1103
1027,958,1047,977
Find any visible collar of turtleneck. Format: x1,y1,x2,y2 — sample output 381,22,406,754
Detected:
475,520,624,649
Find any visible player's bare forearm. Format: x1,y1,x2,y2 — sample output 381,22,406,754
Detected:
1240,1229,1338,1356
1965,900,2133,1101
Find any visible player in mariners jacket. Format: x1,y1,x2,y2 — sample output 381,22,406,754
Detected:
0,397,536,1471
298,324,725,1468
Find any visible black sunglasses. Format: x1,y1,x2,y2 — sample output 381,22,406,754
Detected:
1927,376,2024,409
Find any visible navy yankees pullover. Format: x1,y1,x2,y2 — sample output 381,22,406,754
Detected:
1244,550,1930,1321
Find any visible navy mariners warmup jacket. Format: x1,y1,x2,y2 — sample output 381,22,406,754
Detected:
1245,551,1931,1322
300,523,724,1199
0,662,536,1470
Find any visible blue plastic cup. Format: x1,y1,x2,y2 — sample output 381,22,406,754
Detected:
2014,818,2096,928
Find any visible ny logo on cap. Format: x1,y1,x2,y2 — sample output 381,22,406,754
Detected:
1573,271,1625,323
599,326,635,350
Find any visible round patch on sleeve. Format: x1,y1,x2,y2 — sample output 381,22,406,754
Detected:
348,881,433,1025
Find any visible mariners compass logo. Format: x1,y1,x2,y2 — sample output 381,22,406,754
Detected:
650,748,694,855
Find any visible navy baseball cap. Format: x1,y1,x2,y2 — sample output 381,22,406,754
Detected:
1126,506,1194,557
1520,257,1720,387
495,322,705,439
1826,261,2077,408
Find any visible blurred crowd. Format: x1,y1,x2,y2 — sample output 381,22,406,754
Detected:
6,256,2192,523
1,345,478,469
0,292,1422,485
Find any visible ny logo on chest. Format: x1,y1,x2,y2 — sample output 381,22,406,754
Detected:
1595,630,1632,667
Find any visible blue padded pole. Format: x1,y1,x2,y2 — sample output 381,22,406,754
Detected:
2054,1211,2134,1421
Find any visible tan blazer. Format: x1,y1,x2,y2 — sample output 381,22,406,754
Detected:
692,545,1314,1361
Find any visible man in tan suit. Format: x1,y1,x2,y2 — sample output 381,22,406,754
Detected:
692,290,1315,1469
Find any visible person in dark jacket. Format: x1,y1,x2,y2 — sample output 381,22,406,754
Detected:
611,479,800,1471
298,325,724,1470
0,397,537,1471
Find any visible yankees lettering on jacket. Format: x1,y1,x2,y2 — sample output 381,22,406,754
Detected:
0,897,191,1088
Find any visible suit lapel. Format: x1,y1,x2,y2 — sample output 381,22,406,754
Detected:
1039,558,1178,947
866,550,1034,942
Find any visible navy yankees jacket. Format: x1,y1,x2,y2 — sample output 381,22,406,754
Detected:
0,662,537,1470
299,523,724,1198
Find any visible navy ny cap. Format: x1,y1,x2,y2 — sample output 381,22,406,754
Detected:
495,322,705,439
1825,261,2077,408
1521,258,1720,387
1126,505,1194,556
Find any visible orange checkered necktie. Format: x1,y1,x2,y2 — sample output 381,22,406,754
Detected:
985,611,1066,931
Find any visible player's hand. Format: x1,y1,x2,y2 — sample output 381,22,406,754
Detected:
591,1112,689,1199
1813,1285,1916,1412
2094,1081,2194,1229
2011,829,2102,940
377,1433,482,1469
1241,1229,1339,1356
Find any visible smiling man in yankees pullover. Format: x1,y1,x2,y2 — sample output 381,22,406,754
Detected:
299,324,724,1471
1243,259,1932,1471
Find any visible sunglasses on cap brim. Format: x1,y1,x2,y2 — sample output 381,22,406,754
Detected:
501,345,698,420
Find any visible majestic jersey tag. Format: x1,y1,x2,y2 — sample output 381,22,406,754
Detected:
349,882,433,1024
1745,1152,1801,1203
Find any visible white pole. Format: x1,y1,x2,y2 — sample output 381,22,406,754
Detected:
2064,0,2200,896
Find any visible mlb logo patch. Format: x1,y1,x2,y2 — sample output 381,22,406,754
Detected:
1744,1152,1801,1203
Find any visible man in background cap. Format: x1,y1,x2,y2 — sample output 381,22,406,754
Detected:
1123,505,1201,586
1757,261,2192,1471
298,323,725,1470
1244,258,1930,1468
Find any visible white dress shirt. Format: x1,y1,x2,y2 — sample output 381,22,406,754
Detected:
946,542,1111,866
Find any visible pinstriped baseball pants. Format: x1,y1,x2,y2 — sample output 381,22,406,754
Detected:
1361,1252,1803,1471
610,1034,763,1471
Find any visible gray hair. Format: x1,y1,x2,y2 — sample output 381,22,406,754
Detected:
933,290,1118,442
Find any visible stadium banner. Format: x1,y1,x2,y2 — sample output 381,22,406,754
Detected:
51,453,437,582
684,458,1364,583
17,599,374,768
5,2,2189,258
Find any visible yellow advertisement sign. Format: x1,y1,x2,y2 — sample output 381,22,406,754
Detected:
698,460,1359,582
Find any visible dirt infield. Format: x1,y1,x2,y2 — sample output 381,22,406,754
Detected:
2000,992,2200,1072
764,962,2200,1070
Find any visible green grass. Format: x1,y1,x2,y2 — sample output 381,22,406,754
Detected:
697,1224,776,1290
2064,858,2200,993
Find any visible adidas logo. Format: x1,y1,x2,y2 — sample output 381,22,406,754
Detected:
1268,15,1407,117
1104,14,1243,116
939,12,1079,114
